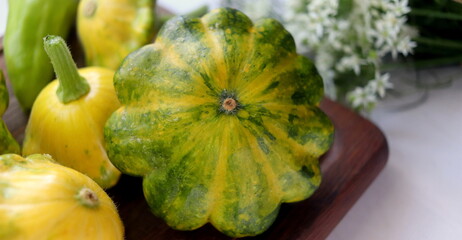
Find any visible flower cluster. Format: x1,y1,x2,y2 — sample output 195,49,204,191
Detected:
223,0,416,112
284,0,416,111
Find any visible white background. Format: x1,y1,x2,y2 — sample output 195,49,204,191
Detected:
1,0,462,239
0,0,7,36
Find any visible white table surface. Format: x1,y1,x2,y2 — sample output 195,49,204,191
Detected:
330,66,462,240
1,1,461,239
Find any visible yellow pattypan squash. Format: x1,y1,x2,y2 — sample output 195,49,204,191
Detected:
77,0,156,69
0,154,124,240
22,35,121,189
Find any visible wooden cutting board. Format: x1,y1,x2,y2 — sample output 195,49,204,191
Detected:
0,38,388,240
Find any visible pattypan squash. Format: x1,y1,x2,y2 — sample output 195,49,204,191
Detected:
0,154,124,239
77,0,156,70
22,36,121,189
104,8,334,237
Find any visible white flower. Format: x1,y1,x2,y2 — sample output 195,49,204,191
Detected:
315,49,335,72
373,18,395,48
368,73,393,98
392,0,411,16
397,35,417,56
347,86,378,109
280,0,414,111
327,20,349,50
384,12,406,36
336,55,363,75
308,12,326,37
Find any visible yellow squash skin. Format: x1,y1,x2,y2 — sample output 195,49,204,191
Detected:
77,0,156,69
0,154,124,240
22,67,121,189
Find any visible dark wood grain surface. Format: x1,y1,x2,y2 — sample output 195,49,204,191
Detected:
0,37,388,240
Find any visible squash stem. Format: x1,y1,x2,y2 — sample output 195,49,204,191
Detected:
219,90,240,115
76,187,100,208
43,35,90,104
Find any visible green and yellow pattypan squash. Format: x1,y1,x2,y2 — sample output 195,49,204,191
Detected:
0,70,20,154
0,154,124,239
22,36,121,189
77,0,156,70
104,8,334,237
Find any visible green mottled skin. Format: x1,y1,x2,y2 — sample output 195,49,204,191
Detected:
104,8,334,237
0,71,20,155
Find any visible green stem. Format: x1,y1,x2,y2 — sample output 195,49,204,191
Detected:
415,37,462,50
410,9,462,21
43,35,90,104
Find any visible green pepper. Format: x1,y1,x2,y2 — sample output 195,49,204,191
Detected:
0,70,20,154
3,0,79,111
